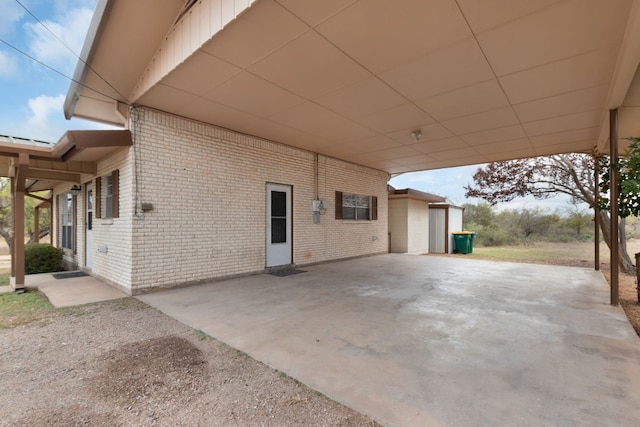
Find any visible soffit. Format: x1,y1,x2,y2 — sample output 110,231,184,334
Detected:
67,0,185,125
75,0,640,173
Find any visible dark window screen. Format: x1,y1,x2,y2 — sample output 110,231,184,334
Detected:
61,226,73,249
271,191,287,243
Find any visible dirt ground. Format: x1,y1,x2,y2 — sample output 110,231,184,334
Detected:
0,298,379,427
601,268,640,337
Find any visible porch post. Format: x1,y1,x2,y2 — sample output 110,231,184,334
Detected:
13,184,25,291
610,109,619,306
10,154,29,291
50,197,53,245
594,156,600,271
34,206,40,244
10,178,15,279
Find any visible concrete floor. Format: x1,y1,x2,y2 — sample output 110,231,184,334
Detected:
138,254,640,427
23,272,127,307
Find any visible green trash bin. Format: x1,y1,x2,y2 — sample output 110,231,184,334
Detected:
470,232,476,253
453,232,472,254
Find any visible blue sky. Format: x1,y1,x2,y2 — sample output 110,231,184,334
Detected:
0,0,109,142
389,166,578,213
0,0,578,214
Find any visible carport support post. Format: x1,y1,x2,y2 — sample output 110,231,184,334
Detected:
610,108,619,306
594,157,600,271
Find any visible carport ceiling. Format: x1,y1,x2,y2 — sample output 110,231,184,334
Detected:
69,0,640,174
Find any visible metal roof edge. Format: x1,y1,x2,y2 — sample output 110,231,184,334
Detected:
64,0,113,120
390,188,446,202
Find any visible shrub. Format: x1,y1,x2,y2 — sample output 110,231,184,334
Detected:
473,226,517,247
24,243,63,274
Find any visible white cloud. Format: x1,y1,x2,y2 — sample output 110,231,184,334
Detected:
0,0,25,35
26,6,94,75
13,93,114,142
404,171,438,185
24,94,66,141
0,50,18,78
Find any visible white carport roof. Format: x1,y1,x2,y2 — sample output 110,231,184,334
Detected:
65,0,640,174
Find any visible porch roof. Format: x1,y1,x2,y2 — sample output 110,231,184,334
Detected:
65,0,640,174
0,130,132,191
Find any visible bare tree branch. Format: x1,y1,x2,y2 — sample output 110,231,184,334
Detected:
465,154,633,273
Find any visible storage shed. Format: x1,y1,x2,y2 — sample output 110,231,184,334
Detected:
429,204,465,254
388,188,445,254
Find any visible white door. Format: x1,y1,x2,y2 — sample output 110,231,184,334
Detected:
85,183,93,269
266,183,292,267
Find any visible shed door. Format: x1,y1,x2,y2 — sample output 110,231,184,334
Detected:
429,209,446,254
266,184,292,267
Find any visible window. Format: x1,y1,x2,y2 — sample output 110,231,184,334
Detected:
271,191,287,243
335,191,378,221
58,193,74,250
105,175,113,218
95,170,119,219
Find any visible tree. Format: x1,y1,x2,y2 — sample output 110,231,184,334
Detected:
462,202,495,228
0,179,12,254
464,153,635,274
563,204,592,237
0,178,50,255
598,137,640,217
498,207,558,239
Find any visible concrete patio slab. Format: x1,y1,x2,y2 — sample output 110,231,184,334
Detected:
26,272,128,308
138,254,640,427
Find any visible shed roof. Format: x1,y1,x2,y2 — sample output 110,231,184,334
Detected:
389,188,446,203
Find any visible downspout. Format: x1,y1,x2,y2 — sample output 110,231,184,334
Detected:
113,101,128,126
314,152,319,200
594,155,600,271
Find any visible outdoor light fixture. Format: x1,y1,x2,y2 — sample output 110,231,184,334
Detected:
70,184,81,196
411,130,423,142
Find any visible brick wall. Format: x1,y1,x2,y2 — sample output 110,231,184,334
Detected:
89,149,134,290
51,148,134,292
129,108,389,292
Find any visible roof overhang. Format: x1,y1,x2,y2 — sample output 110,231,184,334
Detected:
389,188,446,203
64,0,185,126
66,0,640,174
0,130,132,191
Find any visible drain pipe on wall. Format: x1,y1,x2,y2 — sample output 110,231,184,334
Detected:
312,153,325,224
594,155,600,271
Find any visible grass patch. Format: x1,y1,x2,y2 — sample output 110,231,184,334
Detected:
194,329,210,341
100,297,137,311
0,269,9,286
467,246,555,263
0,291,58,329
465,241,597,265
235,348,249,358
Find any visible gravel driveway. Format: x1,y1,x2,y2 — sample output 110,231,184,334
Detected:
0,298,379,426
